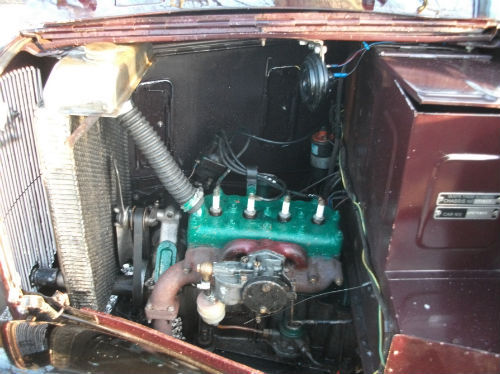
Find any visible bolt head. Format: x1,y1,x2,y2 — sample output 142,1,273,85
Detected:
259,306,268,314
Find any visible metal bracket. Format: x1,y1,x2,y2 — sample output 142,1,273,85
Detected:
132,207,150,309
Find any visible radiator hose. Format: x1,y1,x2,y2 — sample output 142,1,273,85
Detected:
117,101,203,213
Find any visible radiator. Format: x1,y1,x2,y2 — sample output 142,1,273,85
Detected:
35,110,130,310
0,67,56,292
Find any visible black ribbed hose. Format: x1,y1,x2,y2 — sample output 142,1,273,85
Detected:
117,101,203,212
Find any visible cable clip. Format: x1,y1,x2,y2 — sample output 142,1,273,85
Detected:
246,166,258,195
362,42,370,51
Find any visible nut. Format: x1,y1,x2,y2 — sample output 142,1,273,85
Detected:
197,262,213,282
308,276,318,285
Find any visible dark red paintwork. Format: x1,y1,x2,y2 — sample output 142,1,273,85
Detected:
380,53,500,108
346,49,500,352
385,334,500,374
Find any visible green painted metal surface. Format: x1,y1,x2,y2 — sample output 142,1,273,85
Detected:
153,240,177,281
188,191,343,258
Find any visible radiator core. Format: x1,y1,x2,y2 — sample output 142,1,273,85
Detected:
0,67,56,292
35,111,130,310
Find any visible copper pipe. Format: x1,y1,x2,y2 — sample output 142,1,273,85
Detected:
217,325,264,335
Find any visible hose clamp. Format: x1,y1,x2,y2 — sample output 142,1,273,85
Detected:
182,188,204,213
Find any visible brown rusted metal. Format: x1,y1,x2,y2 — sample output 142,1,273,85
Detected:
221,239,343,291
0,36,32,76
65,116,99,148
385,334,500,374
147,240,343,335
20,11,498,53
145,246,217,334
222,239,308,269
287,256,344,293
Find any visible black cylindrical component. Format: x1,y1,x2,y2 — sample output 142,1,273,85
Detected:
112,275,133,295
31,268,65,289
117,101,203,212
310,130,333,171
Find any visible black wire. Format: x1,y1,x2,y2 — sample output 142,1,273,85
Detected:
300,172,339,193
343,49,368,77
221,132,246,170
289,189,317,199
243,282,371,325
216,169,231,187
238,131,311,147
215,130,289,201
216,130,322,201
236,137,251,158
334,197,350,210
256,174,287,201
217,141,244,175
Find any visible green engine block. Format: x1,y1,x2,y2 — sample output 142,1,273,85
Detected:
187,191,343,258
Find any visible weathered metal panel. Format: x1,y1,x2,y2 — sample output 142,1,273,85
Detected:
345,48,500,353
21,11,498,52
385,334,500,374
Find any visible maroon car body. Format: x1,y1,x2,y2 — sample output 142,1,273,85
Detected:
0,2,499,374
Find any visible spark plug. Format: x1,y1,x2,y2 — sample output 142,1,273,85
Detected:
244,193,257,219
278,195,292,222
209,186,222,216
312,197,325,224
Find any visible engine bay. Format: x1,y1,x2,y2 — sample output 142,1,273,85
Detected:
1,36,500,374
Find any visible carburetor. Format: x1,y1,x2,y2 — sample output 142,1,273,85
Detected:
213,250,291,314
196,249,293,326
